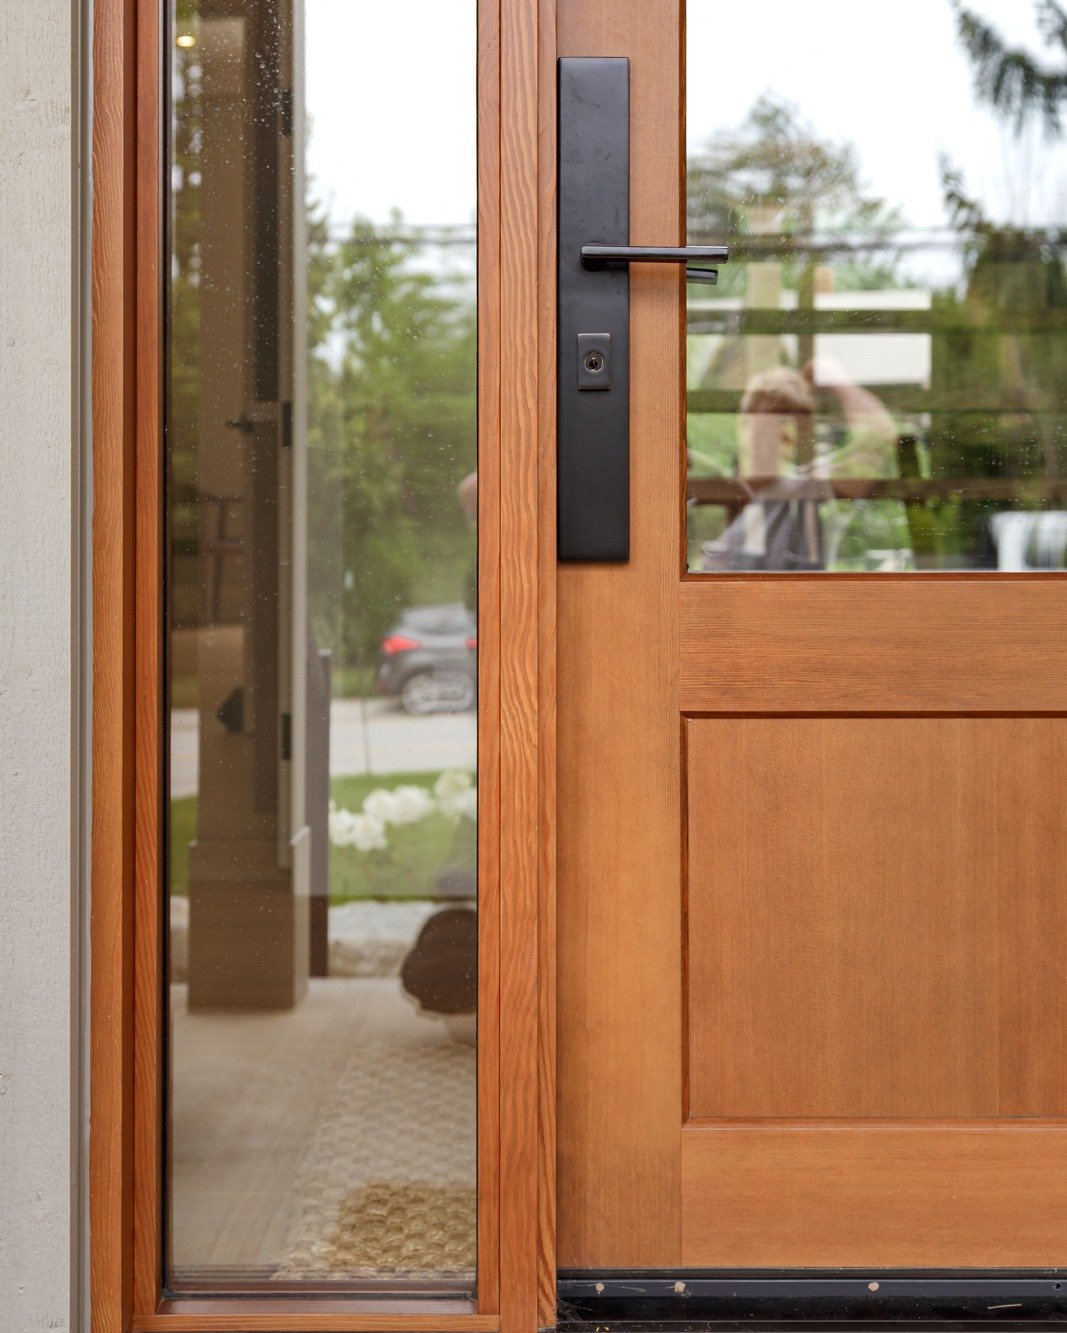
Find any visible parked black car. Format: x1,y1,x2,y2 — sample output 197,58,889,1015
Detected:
375,603,477,715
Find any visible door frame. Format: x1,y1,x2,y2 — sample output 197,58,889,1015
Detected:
88,0,558,1328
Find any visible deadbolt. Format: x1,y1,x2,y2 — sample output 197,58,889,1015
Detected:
577,332,611,391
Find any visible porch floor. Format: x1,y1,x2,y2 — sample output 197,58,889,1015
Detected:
168,977,475,1285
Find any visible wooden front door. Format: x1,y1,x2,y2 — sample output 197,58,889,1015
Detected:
557,0,1067,1276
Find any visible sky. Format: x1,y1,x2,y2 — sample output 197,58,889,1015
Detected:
687,0,1067,234
305,0,477,229
303,1,1067,240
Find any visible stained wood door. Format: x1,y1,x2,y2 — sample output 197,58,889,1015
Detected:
557,0,1067,1270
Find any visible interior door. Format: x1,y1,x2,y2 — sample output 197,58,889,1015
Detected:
558,0,1067,1278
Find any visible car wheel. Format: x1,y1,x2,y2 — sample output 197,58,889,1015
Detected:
400,670,476,716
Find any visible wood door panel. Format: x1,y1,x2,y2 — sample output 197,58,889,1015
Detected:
554,0,1067,1281
681,1123,1067,1267
685,716,1067,1120
680,581,1067,713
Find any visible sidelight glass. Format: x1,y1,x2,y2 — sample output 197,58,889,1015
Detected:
686,0,1067,572
166,0,477,1290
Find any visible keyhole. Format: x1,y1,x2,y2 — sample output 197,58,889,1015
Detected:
584,350,604,373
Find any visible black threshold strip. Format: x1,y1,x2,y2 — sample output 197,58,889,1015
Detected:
556,1270,1067,1329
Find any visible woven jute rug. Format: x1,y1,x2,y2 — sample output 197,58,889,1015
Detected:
274,1040,476,1281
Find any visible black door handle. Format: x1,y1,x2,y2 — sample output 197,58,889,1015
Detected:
558,58,730,562
580,244,729,285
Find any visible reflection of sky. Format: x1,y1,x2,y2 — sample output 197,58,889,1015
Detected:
305,0,476,230
304,0,1067,237
687,0,1067,291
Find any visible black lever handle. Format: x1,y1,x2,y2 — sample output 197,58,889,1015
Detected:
580,244,729,285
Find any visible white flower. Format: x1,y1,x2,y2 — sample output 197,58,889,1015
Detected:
347,812,388,852
388,784,435,824
435,769,474,817
435,769,472,800
362,787,399,824
328,805,387,852
455,786,477,821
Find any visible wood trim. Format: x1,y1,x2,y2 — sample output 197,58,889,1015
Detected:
497,0,549,1330
476,0,502,1313
132,0,163,1312
679,578,1067,713
680,1121,1067,1267
135,1324,494,1332
91,0,139,1329
90,0,555,1329
137,1307,496,1332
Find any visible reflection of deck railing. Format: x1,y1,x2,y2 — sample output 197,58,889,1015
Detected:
688,308,1067,335
689,388,1067,415
687,476,1067,508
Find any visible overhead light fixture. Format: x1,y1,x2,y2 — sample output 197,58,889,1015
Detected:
176,33,196,48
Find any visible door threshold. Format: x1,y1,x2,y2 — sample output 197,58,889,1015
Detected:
556,1270,1067,1328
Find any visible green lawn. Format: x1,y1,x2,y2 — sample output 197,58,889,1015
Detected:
169,769,474,903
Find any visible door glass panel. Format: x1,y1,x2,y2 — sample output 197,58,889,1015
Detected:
687,1,1067,572
166,0,477,1289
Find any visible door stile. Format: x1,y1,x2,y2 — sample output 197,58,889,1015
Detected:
556,0,688,1269
496,0,557,1329
535,0,559,1320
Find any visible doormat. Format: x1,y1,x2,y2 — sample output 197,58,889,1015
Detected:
274,1040,476,1280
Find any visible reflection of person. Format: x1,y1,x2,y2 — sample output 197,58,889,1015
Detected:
706,356,898,571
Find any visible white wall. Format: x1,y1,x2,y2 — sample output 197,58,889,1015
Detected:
0,0,81,1327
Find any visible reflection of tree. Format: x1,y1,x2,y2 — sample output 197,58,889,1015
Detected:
918,2,1067,564
307,213,476,672
687,95,906,294
954,0,1067,135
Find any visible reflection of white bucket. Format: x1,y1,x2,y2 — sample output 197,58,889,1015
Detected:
992,512,1067,571
865,549,912,572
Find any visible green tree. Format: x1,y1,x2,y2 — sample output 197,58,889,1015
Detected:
307,214,476,672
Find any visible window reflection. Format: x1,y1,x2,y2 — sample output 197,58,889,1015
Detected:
167,0,477,1289
687,2,1067,572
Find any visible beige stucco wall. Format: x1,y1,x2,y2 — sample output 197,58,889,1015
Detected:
0,0,82,1327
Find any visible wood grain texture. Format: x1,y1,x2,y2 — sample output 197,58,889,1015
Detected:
686,717,1067,1119
556,0,686,1269
535,0,558,1321
132,0,163,1314
91,0,138,1329
680,579,1067,713
681,1122,1067,1267
497,1,543,1330
475,0,502,1312
136,1313,496,1332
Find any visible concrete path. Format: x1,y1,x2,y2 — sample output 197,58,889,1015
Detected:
170,697,476,799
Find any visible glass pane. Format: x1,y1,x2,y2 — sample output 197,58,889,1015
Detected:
687,1,1067,572
167,0,477,1290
